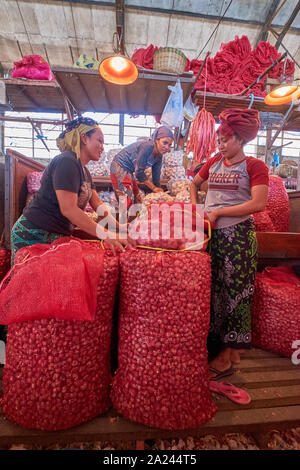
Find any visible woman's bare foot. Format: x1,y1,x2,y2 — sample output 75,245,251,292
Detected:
231,349,246,364
209,348,232,378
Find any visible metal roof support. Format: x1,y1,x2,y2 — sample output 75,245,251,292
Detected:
27,117,50,153
265,100,295,166
53,72,80,119
274,2,300,49
116,0,125,55
119,113,124,146
255,0,281,46
0,111,4,155
269,28,300,68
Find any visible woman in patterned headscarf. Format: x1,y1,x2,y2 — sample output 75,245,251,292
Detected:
11,117,131,262
110,126,174,208
190,108,269,379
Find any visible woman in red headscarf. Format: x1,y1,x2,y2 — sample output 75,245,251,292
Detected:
190,108,269,379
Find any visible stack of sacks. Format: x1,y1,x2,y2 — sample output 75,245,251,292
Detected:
168,179,191,203
86,152,108,177
26,171,96,216
144,164,167,181
131,38,294,97
164,151,186,181
0,240,119,430
111,250,217,430
253,176,289,232
252,267,300,358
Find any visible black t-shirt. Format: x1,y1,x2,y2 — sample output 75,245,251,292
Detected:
23,151,95,235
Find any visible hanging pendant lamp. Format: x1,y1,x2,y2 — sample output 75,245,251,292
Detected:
99,32,138,85
264,83,300,106
99,54,138,85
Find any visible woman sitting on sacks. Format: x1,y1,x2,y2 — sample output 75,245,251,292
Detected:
110,126,174,208
190,108,269,380
11,117,134,264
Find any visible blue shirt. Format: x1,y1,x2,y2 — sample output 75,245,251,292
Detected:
113,140,162,187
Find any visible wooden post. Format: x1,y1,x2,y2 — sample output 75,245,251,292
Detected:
265,128,272,167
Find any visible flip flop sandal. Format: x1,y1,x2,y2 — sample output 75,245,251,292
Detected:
209,381,251,405
209,366,234,381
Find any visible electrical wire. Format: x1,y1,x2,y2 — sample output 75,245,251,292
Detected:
195,0,234,60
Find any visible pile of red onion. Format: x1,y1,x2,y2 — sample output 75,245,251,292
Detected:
266,176,290,232
111,250,217,429
0,248,10,281
1,246,119,430
252,267,300,358
129,202,210,251
253,176,289,232
252,212,275,232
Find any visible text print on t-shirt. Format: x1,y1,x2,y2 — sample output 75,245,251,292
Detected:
208,171,241,190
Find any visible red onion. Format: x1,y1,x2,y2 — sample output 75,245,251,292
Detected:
1,244,119,430
252,267,300,358
111,250,217,429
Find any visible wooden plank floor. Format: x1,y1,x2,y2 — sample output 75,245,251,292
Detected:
0,348,299,447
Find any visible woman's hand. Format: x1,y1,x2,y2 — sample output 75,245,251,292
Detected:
206,210,221,225
153,187,164,193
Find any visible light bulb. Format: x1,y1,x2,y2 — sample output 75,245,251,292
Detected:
111,56,127,72
273,85,296,97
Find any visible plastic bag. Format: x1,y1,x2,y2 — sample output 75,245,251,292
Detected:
0,238,104,324
161,79,184,128
73,54,100,70
11,55,55,81
183,95,199,121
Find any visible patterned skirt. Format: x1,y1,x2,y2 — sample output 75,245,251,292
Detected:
11,215,64,266
110,161,142,209
207,218,258,360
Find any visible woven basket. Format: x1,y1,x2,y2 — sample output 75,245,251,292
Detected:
153,47,187,74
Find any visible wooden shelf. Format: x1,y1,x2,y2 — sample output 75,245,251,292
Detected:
2,68,195,115
92,176,168,190
193,91,300,131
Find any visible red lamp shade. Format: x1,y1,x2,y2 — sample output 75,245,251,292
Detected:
264,84,300,105
99,55,138,85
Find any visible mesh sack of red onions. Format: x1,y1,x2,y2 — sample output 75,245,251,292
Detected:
26,171,43,194
265,176,290,232
253,211,275,232
252,267,300,358
1,242,119,431
0,248,11,281
111,249,217,430
0,238,106,324
128,202,211,251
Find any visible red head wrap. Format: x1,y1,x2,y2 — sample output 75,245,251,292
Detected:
217,108,260,143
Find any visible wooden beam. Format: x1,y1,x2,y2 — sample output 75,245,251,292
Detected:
77,75,96,112
52,72,79,117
